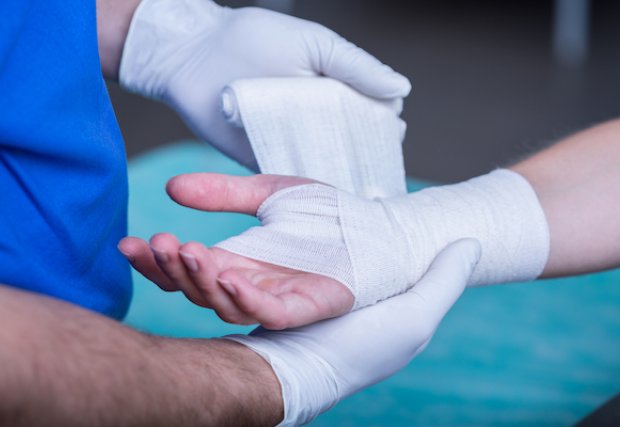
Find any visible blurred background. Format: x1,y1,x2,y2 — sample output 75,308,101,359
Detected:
108,0,620,182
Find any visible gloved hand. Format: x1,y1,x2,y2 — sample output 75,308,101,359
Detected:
119,0,411,170
225,238,481,426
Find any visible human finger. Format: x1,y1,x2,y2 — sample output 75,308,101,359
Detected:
311,29,411,99
118,236,178,292
166,173,316,216
406,238,481,325
178,242,255,324
149,233,209,307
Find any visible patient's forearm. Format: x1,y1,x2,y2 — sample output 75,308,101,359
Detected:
511,118,620,277
0,285,282,426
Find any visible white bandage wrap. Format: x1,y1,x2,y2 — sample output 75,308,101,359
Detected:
221,77,407,199
217,169,550,309
226,334,339,427
379,169,550,286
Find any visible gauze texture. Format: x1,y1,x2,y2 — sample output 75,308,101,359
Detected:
217,169,550,309
221,77,407,199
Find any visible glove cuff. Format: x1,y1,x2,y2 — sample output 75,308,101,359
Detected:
223,334,339,427
119,0,227,99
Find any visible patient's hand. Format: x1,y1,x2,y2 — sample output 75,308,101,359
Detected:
119,173,354,329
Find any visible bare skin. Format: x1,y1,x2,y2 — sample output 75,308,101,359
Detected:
0,284,283,426
96,0,141,80
119,119,620,330
512,118,620,276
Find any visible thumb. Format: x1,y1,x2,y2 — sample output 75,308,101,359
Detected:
312,30,412,99
166,173,316,215
405,238,482,326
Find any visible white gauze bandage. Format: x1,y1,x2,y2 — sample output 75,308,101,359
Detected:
220,77,407,199
217,169,550,309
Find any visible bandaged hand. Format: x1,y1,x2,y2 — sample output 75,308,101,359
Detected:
226,239,480,426
120,174,355,328
119,0,411,170
119,169,549,329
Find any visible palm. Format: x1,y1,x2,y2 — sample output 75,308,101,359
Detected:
197,247,353,329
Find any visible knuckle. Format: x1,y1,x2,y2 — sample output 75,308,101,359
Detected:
195,280,215,296
180,241,204,254
263,317,287,331
149,233,173,247
218,312,243,325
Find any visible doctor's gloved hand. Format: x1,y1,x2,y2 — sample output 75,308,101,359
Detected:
225,238,480,426
119,0,411,170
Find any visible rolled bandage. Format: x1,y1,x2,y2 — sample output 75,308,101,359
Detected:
217,169,550,309
220,77,407,199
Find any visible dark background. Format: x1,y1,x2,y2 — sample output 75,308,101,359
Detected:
107,0,620,183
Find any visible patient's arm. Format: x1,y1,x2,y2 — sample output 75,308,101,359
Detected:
120,119,620,328
512,118,620,276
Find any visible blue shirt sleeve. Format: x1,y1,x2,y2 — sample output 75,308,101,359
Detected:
0,0,132,318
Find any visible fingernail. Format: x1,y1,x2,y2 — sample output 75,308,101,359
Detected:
117,245,134,263
151,247,169,263
180,252,199,273
217,278,236,296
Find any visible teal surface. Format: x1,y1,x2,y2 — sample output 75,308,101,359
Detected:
125,142,620,426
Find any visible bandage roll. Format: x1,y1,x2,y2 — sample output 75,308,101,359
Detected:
220,77,408,199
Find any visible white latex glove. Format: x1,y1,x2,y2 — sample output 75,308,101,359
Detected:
119,0,411,170
225,238,481,426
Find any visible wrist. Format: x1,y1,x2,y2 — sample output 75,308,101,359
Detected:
384,169,550,286
157,337,284,426
97,0,143,80
225,334,339,426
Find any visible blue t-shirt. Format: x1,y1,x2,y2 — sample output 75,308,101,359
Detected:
0,0,131,318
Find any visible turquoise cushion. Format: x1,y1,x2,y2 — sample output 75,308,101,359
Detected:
125,141,620,426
